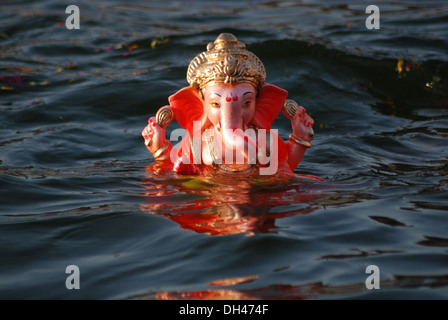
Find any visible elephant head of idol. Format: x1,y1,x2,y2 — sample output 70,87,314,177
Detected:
166,33,289,170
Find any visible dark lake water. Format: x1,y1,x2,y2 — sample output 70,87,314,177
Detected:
1,0,447,300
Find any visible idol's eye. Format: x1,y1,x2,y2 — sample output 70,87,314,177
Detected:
210,102,220,108
243,100,252,108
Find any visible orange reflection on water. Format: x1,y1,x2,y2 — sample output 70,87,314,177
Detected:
140,162,323,236
146,282,335,300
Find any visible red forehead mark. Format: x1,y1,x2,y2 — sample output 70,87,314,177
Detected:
226,93,238,102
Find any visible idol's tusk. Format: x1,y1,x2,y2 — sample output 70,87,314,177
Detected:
308,127,314,137
155,106,174,128
282,99,299,120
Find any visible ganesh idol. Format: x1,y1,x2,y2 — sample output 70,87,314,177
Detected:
142,33,315,176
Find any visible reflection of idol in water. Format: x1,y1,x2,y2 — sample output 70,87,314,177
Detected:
140,162,323,236
137,165,405,301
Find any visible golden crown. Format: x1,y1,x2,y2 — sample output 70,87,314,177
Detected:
186,33,266,89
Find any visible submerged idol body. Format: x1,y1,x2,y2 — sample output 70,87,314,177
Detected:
142,33,314,176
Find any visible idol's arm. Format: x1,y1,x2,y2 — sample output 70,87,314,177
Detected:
285,103,314,170
142,115,172,162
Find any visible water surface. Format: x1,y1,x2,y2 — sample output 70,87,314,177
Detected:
0,0,447,300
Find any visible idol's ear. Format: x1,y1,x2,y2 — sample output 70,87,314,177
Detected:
168,86,206,135
253,84,288,129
